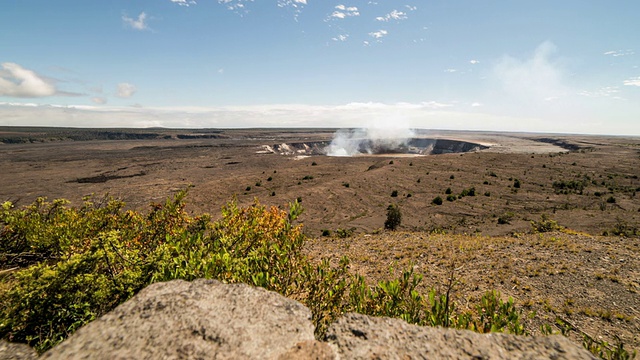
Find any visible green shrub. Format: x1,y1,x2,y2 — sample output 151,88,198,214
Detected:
606,196,616,204
531,214,562,233
497,212,514,225
432,196,443,205
0,192,594,354
335,228,354,238
384,204,401,230
391,190,398,197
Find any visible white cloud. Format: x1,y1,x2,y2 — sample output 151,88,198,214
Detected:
92,97,107,104
471,102,482,107
493,41,567,102
369,29,387,39
1,101,637,135
376,9,408,22
171,0,197,6
469,60,480,65
122,12,148,30
444,68,457,73
116,83,137,98
219,0,252,11
332,34,349,42
330,5,359,19
603,49,634,57
0,62,56,98
578,86,620,97
623,77,640,86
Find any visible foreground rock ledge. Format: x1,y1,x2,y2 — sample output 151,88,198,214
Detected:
34,279,596,360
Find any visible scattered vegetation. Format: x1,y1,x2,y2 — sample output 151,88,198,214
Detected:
530,214,563,233
432,196,443,205
391,190,399,197
0,192,636,358
553,179,587,194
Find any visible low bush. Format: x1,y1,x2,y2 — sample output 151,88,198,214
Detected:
530,214,562,233
1,192,623,357
384,204,401,230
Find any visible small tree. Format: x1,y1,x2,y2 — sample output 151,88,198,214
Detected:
384,204,402,230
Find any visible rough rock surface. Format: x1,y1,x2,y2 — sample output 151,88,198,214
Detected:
42,279,315,360
35,279,598,359
0,340,37,360
325,313,597,360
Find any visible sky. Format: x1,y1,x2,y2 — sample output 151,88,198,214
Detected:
1,1,639,135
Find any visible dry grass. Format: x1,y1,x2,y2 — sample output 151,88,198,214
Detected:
305,230,640,352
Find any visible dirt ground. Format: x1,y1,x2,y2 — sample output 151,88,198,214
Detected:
1,127,639,351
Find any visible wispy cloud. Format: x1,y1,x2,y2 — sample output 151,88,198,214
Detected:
603,49,635,57
1,101,637,135
0,62,57,98
329,5,359,19
376,9,408,22
369,29,387,39
332,34,349,42
122,12,149,30
92,97,107,104
623,77,640,86
469,60,480,65
116,83,137,98
170,0,197,6
277,0,307,20
493,41,567,102
578,86,620,98
444,68,457,73
218,0,254,12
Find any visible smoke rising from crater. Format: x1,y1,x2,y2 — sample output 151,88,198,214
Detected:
326,126,416,157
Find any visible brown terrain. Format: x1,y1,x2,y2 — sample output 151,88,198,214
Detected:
1,127,639,352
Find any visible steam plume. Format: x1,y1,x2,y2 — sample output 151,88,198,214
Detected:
326,126,415,156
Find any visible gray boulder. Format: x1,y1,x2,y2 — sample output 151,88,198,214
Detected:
325,313,597,359
0,340,37,360
39,279,597,359
43,279,315,360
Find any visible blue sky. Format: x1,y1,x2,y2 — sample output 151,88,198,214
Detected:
1,1,639,134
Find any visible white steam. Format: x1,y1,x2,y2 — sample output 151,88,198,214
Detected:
326,126,415,156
